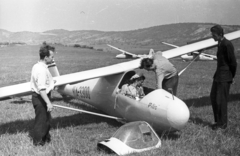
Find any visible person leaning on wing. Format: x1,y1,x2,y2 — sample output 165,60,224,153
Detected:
140,50,179,96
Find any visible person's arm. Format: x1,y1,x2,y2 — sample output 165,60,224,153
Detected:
120,85,127,95
156,74,164,89
139,87,145,97
226,42,237,78
39,89,53,112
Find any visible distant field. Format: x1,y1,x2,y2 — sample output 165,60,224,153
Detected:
0,44,240,156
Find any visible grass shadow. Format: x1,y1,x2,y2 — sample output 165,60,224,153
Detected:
10,99,31,104
156,131,181,140
189,117,212,128
184,93,240,108
0,104,122,136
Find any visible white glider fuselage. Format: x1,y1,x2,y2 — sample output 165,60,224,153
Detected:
57,70,190,132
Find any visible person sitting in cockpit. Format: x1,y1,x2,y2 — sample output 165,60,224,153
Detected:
120,73,145,100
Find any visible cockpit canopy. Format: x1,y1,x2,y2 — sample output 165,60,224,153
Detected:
97,121,161,155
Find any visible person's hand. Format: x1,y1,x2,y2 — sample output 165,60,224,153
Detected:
135,97,140,101
47,103,53,112
148,49,155,58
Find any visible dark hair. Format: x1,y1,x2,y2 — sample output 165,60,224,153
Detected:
139,75,145,81
39,42,55,60
128,79,136,85
140,58,153,69
210,25,224,37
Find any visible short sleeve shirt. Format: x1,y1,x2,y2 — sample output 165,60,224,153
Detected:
30,61,54,94
153,53,177,79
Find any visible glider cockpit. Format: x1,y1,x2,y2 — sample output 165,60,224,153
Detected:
116,70,154,97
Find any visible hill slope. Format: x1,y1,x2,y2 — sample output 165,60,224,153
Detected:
0,23,239,45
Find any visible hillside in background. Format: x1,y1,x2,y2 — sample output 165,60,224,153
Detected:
0,23,240,46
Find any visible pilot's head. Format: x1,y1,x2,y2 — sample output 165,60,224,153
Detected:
137,75,145,86
130,73,145,87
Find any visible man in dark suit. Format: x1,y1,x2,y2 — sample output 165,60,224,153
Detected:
210,25,237,130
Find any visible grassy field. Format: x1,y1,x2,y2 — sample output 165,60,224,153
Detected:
0,43,240,156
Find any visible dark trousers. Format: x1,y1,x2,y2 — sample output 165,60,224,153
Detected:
162,74,179,96
210,81,231,126
30,92,51,145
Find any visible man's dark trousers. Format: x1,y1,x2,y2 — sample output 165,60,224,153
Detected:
210,80,231,127
30,92,51,145
162,74,179,96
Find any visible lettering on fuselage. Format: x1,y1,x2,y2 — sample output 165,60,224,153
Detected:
72,86,90,99
148,103,157,110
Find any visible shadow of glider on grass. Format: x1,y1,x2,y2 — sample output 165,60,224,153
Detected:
0,30,240,155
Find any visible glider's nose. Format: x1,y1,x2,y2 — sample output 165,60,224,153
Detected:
167,100,190,130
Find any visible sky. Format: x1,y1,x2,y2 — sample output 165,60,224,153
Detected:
1,0,240,32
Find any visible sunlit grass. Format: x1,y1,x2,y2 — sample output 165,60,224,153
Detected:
0,44,240,156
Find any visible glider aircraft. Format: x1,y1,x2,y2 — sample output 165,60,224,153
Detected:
0,30,240,136
162,42,217,61
110,41,217,62
107,44,148,59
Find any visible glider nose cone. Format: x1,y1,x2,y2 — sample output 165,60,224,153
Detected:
167,100,190,130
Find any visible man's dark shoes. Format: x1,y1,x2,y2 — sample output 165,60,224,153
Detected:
33,140,45,146
45,136,51,143
211,123,227,130
43,134,51,143
33,135,51,146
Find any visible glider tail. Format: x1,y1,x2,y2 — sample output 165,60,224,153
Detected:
48,61,60,77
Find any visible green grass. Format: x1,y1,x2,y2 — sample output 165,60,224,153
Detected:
0,44,240,156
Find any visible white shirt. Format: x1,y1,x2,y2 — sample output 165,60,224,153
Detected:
120,84,145,99
30,61,54,94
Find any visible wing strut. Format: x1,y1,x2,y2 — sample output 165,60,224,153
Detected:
8,96,123,121
53,104,123,120
178,53,201,76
